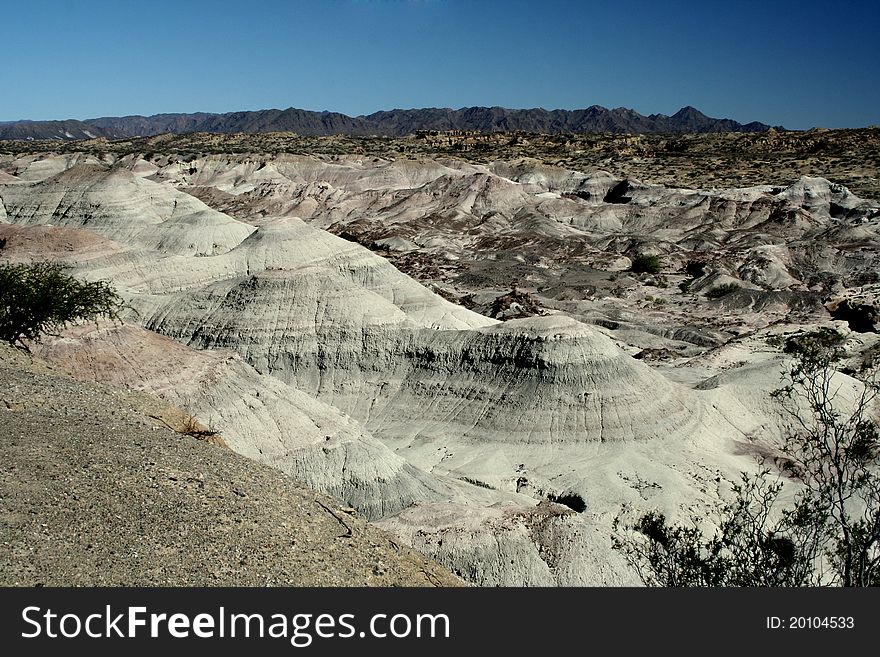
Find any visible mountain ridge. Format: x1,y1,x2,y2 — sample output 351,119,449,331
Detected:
0,105,777,141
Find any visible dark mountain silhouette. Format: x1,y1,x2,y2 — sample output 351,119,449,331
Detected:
0,105,775,141
0,119,104,141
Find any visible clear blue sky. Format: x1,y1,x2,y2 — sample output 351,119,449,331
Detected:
2,0,878,129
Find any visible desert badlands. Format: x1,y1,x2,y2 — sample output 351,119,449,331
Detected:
1,134,878,585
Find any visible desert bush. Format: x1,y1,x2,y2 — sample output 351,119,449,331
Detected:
0,262,123,349
612,472,817,586
705,283,740,299
179,414,221,441
613,329,880,586
630,254,663,274
770,329,880,586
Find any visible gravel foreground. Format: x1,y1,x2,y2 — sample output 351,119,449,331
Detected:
0,344,463,586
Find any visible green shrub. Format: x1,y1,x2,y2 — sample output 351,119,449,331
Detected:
778,327,846,361
0,262,123,349
613,329,880,586
705,283,740,299
630,254,662,274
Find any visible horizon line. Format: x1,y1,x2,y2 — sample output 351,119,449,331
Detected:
1,103,773,125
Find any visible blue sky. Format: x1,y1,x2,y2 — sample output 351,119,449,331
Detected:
2,0,878,129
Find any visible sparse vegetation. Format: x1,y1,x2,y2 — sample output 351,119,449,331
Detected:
3,128,879,200
460,476,495,490
0,262,124,349
705,283,740,299
612,472,814,586
630,254,663,274
613,329,880,586
179,414,222,441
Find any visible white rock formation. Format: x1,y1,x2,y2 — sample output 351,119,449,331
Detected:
0,163,255,255
33,322,477,521
4,152,876,586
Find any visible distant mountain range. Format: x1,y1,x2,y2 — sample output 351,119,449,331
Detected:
0,105,776,141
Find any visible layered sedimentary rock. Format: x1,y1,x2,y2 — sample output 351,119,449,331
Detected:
33,322,467,521
0,163,255,255
3,152,875,585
